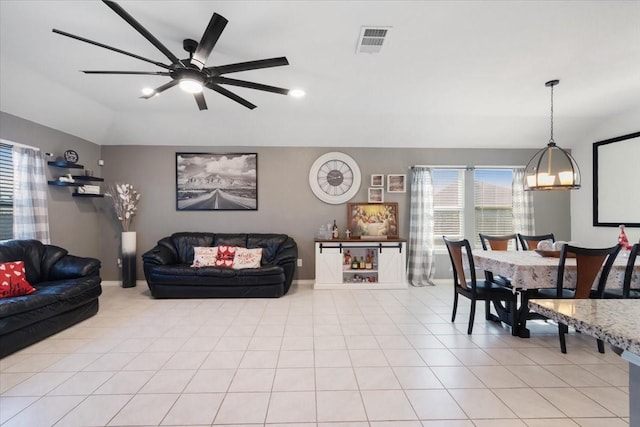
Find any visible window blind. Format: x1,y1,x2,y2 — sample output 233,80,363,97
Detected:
474,169,514,248
0,143,13,241
432,169,464,246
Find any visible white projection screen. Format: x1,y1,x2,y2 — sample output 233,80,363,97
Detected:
593,132,640,227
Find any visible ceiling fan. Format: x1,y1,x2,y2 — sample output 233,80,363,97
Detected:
52,0,290,110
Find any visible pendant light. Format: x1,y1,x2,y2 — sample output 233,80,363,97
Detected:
524,80,581,191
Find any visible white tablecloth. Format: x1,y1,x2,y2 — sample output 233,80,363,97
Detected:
472,250,639,290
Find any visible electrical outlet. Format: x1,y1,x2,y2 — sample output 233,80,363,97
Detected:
297,258,302,267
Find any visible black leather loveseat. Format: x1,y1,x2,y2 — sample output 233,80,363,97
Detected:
142,233,297,298
0,240,102,358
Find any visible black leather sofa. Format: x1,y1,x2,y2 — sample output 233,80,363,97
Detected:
142,232,297,298
0,240,102,358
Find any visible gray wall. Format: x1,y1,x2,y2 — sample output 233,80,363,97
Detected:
99,145,571,281
1,111,572,282
570,108,640,247
0,112,102,259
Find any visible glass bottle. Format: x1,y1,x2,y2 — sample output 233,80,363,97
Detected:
332,220,339,239
359,256,365,269
344,250,351,266
351,256,359,270
365,250,373,269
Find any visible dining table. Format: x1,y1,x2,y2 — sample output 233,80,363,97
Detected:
472,249,640,337
528,299,640,424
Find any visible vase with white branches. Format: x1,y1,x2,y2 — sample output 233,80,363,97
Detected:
105,183,140,232
105,183,140,287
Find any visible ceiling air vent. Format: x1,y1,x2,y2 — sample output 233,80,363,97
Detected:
356,26,391,54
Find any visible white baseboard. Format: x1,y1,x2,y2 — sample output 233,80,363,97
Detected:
292,279,314,288
102,279,442,291
102,279,315,289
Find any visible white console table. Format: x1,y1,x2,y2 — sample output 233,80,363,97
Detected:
314,239,407,290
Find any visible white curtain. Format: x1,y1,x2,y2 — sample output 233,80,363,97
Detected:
407,167,435,286
512,168,534,235
13,146,50,243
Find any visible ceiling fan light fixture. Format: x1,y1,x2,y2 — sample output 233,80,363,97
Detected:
141,87,155,96
288,89,306,98
524,79,581,191
54,1,290,111
179,78,204,94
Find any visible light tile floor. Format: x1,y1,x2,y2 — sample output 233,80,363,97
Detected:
0,281,631,426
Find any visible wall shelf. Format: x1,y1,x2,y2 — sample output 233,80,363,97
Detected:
47,180,82,187
47,160,84,169
71,175,104,182
72,193,104,198
48,159,103,197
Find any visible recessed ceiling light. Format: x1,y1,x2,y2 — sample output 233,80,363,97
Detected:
289,89,306,98
141,87,155,96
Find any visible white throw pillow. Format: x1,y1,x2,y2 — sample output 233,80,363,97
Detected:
232,247,263,269
191,246,218,267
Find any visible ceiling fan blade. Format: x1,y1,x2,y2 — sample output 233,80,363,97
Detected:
194,92,208,110
82,71,171,76
102,0,180,64
139,79,179,99
206,83,256,109
210,57,289,75
191,13,228,70
53,29,171,70
212,76,289,95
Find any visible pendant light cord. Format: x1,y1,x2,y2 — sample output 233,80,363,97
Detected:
549,83,554,145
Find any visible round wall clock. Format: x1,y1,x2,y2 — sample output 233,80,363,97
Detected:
63,150,79,163
309,152,361,204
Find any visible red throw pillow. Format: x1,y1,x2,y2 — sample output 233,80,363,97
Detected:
0,261,36,298
214,246,237,267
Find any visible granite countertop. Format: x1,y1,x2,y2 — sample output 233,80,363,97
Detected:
529,299,640,357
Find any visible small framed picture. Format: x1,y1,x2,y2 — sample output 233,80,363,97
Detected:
368,187,384,203
387,174,406,193
371,174,384,187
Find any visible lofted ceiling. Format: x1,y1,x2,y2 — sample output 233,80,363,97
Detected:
1,0,639,148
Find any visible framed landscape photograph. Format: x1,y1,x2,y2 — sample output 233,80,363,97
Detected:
368,187,384,203
371,174,384,187
176,153,257,211
387,174,406,193
347,202,399,239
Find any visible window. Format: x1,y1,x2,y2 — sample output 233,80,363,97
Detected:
474,169,514,247
431,167,516,249
432,169,464,247
0,143,13,241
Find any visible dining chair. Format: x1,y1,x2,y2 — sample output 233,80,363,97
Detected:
443,236,517,335
517,233,555,251
537,244,622,354
478,233,518,288
479,233,519,251
600,243,640,299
